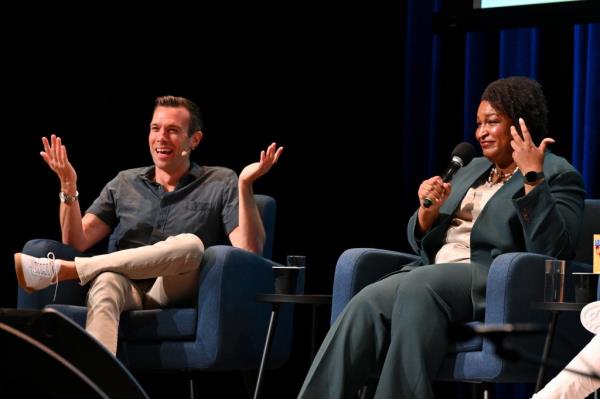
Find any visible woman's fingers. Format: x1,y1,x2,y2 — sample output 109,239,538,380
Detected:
539,137,556,153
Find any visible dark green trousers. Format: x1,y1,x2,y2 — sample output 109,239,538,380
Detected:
299,263,475,399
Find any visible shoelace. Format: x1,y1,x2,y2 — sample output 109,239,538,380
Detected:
48,252,59,302
32,252,60,302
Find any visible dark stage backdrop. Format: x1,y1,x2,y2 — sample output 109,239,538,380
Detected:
2,3,408,307
2,2,598,398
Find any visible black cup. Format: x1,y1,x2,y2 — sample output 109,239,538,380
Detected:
573,273,599,304
273,267,300,294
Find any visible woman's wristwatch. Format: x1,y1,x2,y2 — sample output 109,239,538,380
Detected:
524,171,544,184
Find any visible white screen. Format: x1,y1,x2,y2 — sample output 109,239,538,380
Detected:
478,0,583,8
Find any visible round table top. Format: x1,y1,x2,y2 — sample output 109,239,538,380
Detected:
530,302,588,311
256,293,332,305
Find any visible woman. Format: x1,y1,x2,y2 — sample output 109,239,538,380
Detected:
299,76,586,399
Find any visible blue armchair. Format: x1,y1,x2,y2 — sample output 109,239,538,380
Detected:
17,195,297,391
331,199,599,387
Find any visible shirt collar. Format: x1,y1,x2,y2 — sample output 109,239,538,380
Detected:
139,162,203,187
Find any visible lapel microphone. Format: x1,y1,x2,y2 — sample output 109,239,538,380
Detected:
181,142,192,156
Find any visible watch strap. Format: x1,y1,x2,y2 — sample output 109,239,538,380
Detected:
59,190,79,204
524,171,544,184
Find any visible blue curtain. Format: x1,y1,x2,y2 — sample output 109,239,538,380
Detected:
499,28,540,79
462,31,488,143
401,0,435,197
572,23,600,197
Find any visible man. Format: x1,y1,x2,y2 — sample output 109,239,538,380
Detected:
15,95,283,355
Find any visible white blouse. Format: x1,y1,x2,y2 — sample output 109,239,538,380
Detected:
434,180,505,264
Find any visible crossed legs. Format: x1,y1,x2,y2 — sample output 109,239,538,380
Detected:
17,233,204,354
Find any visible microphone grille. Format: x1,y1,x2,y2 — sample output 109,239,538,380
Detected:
451,142,476,166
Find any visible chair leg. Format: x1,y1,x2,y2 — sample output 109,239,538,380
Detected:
473,383,483,399
241,371,257,399
357,378,377,399
189,375,198,399
482,382,494,399
468,382,493,399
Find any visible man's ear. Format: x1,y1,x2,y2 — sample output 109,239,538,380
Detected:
191,130,203,149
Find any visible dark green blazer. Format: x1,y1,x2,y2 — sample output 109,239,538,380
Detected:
406,153,585,319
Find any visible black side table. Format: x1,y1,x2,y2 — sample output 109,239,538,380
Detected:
531,301,587,392
253,294,332,399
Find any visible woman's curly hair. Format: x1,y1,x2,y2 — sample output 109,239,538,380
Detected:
481,76,548,141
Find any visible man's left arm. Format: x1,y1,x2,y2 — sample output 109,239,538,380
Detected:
229,143,283,254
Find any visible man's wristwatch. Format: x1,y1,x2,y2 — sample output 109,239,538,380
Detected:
59,190,79,204
524,171,544,184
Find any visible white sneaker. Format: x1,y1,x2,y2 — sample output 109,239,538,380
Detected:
580,300,600,335
15,252,61,294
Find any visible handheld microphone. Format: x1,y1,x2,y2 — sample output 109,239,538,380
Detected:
423,142,476,208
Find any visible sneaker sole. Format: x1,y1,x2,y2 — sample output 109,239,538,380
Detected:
14,253,34,294
580,301,600,335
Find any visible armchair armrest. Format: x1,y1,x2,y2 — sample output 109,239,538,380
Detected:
331,248,420,324
485,253,591,325
484,253,553,326
194,245,280,369
470,252,592,381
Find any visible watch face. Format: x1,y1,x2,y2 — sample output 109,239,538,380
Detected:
525,171,542,183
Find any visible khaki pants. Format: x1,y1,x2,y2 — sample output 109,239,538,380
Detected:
74,233,204,355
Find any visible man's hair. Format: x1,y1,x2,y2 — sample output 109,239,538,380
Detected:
481,76,548,141
154,96,203,136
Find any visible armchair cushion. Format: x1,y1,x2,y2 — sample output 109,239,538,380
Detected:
120,309,197,341
46,305,198,341
46,245,283,370
446,322,484,354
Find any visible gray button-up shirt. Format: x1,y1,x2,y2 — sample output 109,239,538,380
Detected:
87,162,239,253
